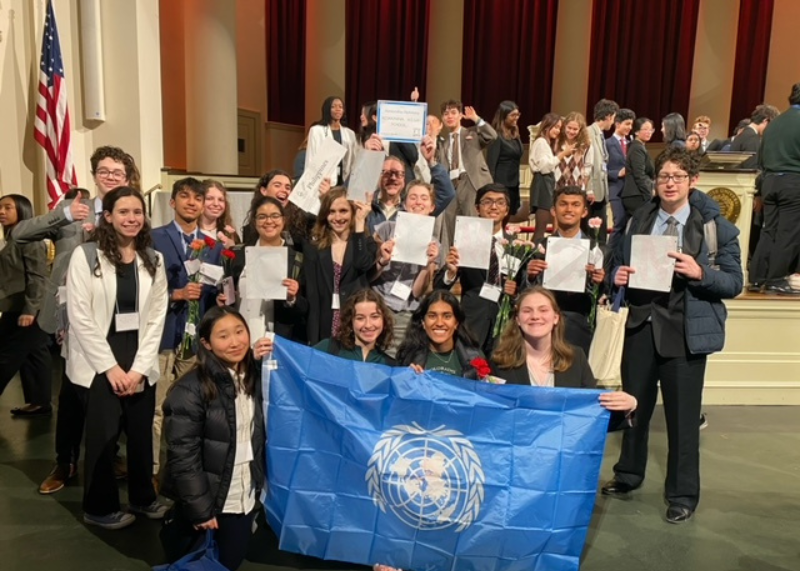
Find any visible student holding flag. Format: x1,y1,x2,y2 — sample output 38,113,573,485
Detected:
490,286,636,428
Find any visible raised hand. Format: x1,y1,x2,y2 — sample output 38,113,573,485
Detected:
463,106,479,123
445,246,460,278
69,199,91,222
410,87,419,102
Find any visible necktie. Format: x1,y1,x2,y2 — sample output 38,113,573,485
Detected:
451,132,460,171
488,237,499,285
664,216,680,237
620,138,628,156
183,233,194,254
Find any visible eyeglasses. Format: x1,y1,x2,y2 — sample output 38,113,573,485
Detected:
95,168,127,180
479,198,508,207
255,213,283,222
381,170,405,179
656,173,690,184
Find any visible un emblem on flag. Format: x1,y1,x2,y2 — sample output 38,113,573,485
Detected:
366,423,485,531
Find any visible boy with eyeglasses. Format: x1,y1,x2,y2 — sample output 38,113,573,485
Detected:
434,184,522,355
12,146,139,494
602,148,742,524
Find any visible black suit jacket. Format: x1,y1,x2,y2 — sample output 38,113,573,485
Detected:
303,232,377,345
228,244,309,342
605,135,628,199
729,126,760,168
490,347,630,431
620,140,655,216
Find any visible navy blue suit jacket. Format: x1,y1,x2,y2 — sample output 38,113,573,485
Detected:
151,223,223,352
605,135,628,200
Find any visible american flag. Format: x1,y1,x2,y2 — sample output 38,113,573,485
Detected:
34,0,77,209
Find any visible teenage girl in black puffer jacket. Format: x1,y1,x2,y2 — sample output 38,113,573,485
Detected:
161,306,266,571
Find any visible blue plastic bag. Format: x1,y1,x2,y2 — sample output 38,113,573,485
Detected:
153,530,228,571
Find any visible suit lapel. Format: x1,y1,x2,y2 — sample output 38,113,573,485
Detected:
166,223,188,264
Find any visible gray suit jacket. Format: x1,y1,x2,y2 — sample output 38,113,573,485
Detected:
436,122,498,190
0,237,48,316
587,123,610,201
11,199,90,333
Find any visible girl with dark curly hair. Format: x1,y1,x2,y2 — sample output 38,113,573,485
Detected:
65,186,169,530
313,289,395,365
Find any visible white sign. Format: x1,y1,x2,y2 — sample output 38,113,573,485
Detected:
290,138,347,215
377,100,428,143
542,237,590,293
392,212,436,266
348,150,385,202
628,235,678,292
453,216,493,270
244,246,288,300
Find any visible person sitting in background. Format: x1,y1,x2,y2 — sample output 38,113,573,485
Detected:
304,188,376,345
66,186,168,529
198,179,240,247
490,286,636,430
313,289,395,365
707,119,750,152
685,132,703,154
161,306,265,571
0,194,52,417
396,290,483,379
526,186,607,354
487,100,524,217
221,196,308,343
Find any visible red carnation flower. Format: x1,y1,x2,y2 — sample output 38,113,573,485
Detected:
203,235,217,248
222,249,236,260
470,357,491,379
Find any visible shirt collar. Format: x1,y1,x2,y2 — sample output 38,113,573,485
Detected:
657,202,691,226
94,196,103,214
173,220,197,239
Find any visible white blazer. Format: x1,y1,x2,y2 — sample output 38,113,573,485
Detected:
65,245,168,388
304,124,358,183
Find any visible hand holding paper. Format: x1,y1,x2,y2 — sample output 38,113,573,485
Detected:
392,212,436,266
453,216,493,270
542,237,590,293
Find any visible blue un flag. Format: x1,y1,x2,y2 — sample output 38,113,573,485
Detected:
264,339,610,571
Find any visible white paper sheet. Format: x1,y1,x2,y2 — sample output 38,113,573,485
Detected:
628,235,678,292
542,237,591,293
199,262,224,286
348,150,385,202
289,138,347,215
392,211,436,266
376,100,428,143
244,246,288,300
453,216,494,270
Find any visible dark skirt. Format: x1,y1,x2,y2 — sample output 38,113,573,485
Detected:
530,172,555,212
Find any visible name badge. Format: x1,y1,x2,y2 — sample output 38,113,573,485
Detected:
234,440,254,465
57,286,68,305
501,256,521,276
390,280,412,300
332,293,341,310
115,312,140,332
479,283,502,303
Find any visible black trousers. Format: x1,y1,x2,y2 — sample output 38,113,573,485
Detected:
77,375,156,516
613,321,706,510
589,198,608,245
0,312,52,406
55,372,86,465
750,173,800,285
180,510,257,571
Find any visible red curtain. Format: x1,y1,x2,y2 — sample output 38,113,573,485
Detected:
587,0,700,138
267,0,306,125
461,0,558,125
345,0,430,126
728,0,774,135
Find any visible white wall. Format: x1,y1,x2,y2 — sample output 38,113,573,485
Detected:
0,0,163,213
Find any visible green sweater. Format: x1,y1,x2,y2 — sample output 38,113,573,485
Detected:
314,338,395,366
760,107,800,174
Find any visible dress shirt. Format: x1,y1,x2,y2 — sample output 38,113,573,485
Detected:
650,203,690,250
222,368,256,515
173,221,199,256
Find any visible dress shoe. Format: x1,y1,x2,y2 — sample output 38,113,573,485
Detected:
601,479,639,497
666,504,694,524
39,463,77,495
746,282,764,293
11,404,53,417
765,280,800,296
